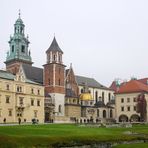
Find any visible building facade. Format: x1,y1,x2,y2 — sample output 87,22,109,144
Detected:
111,79,148,123
0,13,116,123
0,68,44,123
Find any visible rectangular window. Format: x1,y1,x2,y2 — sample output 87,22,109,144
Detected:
121,98,124,103
6,96,10,103
19,97,23,105
127,98,130,102
8,110,12,116
31,99,34,106
127,106,130,111
37,100,40,106
121,106,124,111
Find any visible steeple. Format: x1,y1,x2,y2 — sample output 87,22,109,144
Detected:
46,37,63,64
46,37,63,54
5,12,33,74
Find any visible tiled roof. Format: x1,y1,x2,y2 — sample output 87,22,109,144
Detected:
138,78,148,85
22,64,43,84
116,80,148,94
46,37,63,53
75,75,110,90
109,81,118,91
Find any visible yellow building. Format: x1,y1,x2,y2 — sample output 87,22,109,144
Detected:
0,67,44,124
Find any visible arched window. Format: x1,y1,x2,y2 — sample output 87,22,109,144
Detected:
103,110,106,118
12,45,14,52
95,91,98,103
58,105,62,113
53,55,56,61
110,109,113,118
81,89,83,93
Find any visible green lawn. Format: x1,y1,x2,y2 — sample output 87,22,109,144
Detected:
0,124,148,147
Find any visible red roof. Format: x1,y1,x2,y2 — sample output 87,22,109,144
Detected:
116,80,148,94
138,78,148,85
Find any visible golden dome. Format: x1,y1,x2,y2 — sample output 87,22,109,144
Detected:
79,93,93,101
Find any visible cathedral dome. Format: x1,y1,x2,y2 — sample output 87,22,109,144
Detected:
79,93,93,101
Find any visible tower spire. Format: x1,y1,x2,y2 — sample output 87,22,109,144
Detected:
18,9,21,18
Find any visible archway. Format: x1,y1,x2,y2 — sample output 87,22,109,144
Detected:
130,114,140,122
119,114,128,122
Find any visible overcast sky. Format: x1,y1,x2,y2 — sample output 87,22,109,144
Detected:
1,0,148,86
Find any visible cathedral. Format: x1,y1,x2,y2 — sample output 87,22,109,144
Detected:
0,14,115,123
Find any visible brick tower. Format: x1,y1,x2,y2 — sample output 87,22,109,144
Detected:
44,37,66,116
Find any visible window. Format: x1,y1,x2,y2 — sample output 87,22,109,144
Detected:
133,97,137,102
6,84,10,90
108,93,111,102
34,110,38,118
17,86,22,92
121,98,124,103
58,105,62,113
127,98,130,102
102,92,104,102
31,99,34,106
19,97,23,105
21,45,25,53
31,88,34,94
95,91,98,103
37,100,40,106
6,96,10,103
81,89,83,93
12,45,14,52
127,106,130,111
37,90,40,95
97,109,99,117
121,106,124,111
53,55,56,61
110,109,113,118
103,110,106,118
134,106,136,111
8,110,12,116
89,90,91,94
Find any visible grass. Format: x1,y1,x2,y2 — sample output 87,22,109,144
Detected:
0,124,147,147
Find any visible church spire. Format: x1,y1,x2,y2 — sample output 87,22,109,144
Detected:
5,12,33,74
